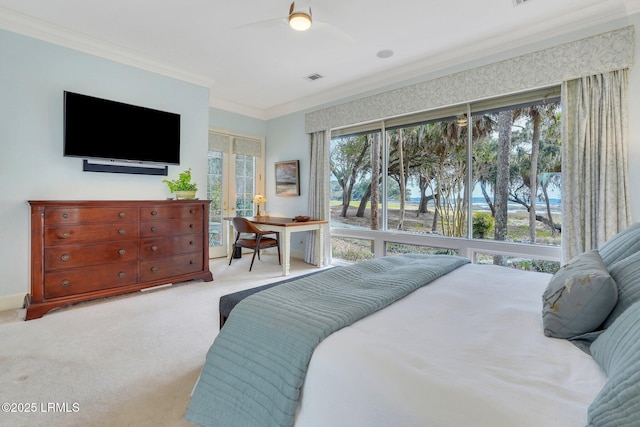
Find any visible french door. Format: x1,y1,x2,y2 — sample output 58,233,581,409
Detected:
207,131,264,258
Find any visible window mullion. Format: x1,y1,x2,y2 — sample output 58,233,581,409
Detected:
465,103,473,240
381,123,388,232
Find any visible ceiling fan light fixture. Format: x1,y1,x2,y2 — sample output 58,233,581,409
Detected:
289,2,312,31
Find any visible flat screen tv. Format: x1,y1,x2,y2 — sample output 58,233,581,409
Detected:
63,91,181,165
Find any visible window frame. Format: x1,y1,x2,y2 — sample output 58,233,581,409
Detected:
329,86,563,264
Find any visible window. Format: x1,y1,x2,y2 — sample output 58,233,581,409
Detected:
330,87,562,270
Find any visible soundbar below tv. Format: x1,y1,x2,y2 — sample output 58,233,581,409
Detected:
63,91,181,175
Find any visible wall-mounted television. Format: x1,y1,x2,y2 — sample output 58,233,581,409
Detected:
63,91,181,167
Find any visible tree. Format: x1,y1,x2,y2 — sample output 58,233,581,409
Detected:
330,136,371,217
389,129,407,229
370,133,381,230
418,120,468,237
493,110,513,265
528,106,541,242
495,102,562,239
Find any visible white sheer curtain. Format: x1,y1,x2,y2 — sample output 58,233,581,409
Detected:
305,131,332,266
561,68,631,262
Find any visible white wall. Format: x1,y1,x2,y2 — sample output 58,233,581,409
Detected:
0,29,209,308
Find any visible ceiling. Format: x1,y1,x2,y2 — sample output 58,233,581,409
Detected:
1,0,639,119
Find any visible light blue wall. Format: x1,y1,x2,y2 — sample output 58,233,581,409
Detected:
0,29,209,305
264,112,308,218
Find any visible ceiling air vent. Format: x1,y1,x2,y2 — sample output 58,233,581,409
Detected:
513,0,531,5
306,73,323,81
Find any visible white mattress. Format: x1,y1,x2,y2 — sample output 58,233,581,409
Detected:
294,263,606,427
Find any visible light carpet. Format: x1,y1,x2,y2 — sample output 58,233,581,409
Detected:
0,255,331,427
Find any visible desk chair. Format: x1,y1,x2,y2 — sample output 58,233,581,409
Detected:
229,217,281,271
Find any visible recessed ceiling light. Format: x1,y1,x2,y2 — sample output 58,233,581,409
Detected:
376,50,394,59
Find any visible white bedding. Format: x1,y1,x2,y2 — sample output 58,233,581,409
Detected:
294,263,607,427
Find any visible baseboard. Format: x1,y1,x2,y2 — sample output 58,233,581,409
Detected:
0,293,26,312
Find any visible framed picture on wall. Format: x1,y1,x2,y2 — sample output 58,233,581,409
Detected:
275,160,300,196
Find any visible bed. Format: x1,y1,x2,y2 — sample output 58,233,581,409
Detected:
294,263,602,427
186,224,640,427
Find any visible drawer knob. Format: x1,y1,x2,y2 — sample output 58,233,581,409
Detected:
189,224,195,229
151,267,158,273
62,213,69,219
151,227,157,233
118,212,126,218
61,254,70,261
151,210,158,216
118,229,126,235
151,245,158,252
189,260,195,265
189,240,194,245
118,272,126,279
61,232,70,239
118,249,126,255
190,209,196,214
61,279,70,287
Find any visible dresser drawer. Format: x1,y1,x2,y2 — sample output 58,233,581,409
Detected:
139,253,204,282
44,223,139,246
44,262,138,299
139,234,203,259
45,241,138,270
45,207,138,225
139,204,204,221
139,219,203,238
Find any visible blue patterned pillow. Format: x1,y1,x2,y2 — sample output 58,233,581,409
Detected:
588,300,640,426
598,221,640,267
601,250,640,329
542,250,618,339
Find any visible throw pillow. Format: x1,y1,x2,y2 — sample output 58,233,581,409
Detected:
601,250,640,329
542,250,618,339
588,300,640,426
598,221,640,267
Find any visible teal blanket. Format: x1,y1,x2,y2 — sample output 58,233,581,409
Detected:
186,254,470,427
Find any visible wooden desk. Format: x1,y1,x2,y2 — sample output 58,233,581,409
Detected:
224,216,328,276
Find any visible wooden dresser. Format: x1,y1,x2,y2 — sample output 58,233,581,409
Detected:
26,200,214,320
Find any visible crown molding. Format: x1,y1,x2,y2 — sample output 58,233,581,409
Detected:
0,7,214,89
208,95,268,120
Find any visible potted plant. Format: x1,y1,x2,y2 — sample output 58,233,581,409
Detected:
163,168,198,200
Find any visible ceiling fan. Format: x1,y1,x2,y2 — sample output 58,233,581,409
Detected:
288,1,313,31
235,1,353,42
